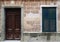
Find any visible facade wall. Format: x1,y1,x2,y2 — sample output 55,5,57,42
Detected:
0,0,60,42
58,0,60,32
0,0,57,33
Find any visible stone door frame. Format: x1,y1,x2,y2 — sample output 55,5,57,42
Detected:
1,4,24,41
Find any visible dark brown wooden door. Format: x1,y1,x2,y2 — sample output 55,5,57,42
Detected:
5,8,21,40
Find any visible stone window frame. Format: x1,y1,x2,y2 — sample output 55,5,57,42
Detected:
40,5,58,33
1,4,24,41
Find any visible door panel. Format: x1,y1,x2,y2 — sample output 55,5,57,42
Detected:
50,19,56,32
42,7,56,32
42,7,50,32
43,19,50,32
5,8,21,40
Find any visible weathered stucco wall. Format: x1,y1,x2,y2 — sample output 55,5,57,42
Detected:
23,0,57,32
0,0,57,33
0,0,60,42
23,33,60,42
57,0,60,32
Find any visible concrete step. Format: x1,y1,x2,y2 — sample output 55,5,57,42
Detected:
3,40,20,42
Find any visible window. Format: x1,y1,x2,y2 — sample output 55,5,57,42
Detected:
42,7,57,32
